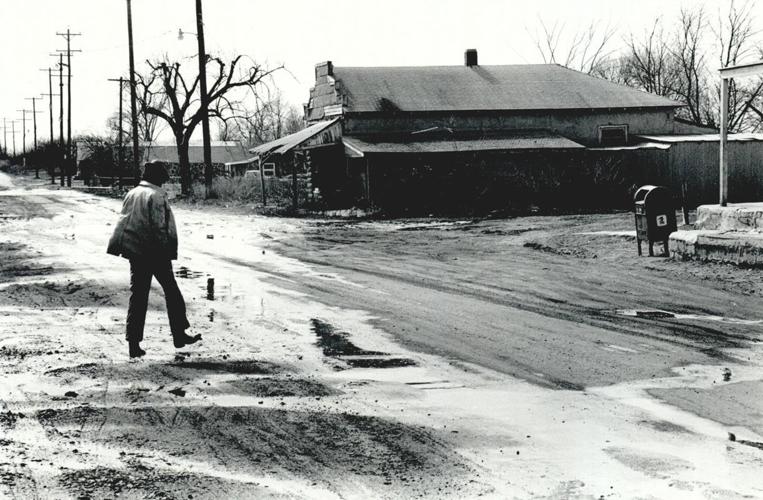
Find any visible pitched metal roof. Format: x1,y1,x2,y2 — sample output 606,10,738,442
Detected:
249,118,340,156
333,64,682,113
638,133,763,143
144,142,248,164
342,131,584,155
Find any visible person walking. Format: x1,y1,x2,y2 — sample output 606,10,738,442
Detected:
107,162,201,358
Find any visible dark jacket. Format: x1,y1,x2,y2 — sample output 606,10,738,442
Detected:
107,181,178,260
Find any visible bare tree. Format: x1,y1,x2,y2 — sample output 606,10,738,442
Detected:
669,7,713,126
220,91,304,148
621,19,678,96
135,54,279,195
531,18,618,75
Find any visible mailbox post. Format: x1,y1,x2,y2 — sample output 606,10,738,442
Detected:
634,185,677,257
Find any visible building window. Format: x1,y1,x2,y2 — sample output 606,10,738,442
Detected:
263,163,276,177
598,125,629,146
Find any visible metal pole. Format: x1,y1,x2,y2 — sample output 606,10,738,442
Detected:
196,0,213,196
126,0,141,184
12,120,16,156
720,77,729,206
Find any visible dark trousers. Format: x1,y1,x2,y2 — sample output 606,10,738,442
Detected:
126,258,190,343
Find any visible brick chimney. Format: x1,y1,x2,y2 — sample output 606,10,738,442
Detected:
465,49,478,67
315,61,334,80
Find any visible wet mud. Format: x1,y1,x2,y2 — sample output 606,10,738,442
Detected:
0,411,19,430
0,280,114,308
227,377,336,398
58,465,263,500
37,405,478,494
0,241,54,282
46,358,285,385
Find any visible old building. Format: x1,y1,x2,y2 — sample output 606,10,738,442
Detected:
258,50,763,213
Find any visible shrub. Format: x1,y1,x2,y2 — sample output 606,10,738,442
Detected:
186,175,309,208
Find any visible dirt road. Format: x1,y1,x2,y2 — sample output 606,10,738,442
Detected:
1,171,761,499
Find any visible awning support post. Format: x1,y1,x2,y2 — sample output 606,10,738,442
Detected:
717,60,763,207
720,77,729,206
365,158,372,209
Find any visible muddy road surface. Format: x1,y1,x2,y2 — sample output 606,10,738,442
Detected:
0,171,761,499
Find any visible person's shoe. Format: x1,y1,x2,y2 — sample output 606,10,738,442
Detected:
129,342,146,358
173,332,202,349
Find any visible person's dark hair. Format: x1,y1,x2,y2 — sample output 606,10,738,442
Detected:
142,162,170,186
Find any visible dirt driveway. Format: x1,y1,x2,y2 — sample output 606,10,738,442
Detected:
1,171,761,499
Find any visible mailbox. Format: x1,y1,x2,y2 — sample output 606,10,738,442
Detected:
633,185,676,256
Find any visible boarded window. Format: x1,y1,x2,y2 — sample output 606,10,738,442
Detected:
598,125,628,146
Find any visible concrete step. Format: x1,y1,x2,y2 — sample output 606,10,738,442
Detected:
670,229,763,266
696,203,763,231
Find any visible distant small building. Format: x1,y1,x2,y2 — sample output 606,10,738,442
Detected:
143,141,249,179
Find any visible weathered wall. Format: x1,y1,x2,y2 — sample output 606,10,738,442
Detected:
314,140,763,213
343,109,676,145
667,141,763,206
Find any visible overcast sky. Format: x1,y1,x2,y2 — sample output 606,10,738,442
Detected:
0,0,726,144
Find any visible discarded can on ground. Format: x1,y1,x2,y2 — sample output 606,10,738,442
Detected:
633,185,677,257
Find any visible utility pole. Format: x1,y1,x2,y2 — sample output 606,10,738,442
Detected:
108,77,125,187
24,98,43,178
40,67,60,143
16,110,27,155
57,28,82,187
196,0,213,196
1,118,6,156
25,98,40,149
11,120,17,156
50,53,66,186
40,69,61,184
126,0,141,183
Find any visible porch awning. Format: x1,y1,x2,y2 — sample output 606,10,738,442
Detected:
224,157,258,167
249,118,340,157
342,131,584,157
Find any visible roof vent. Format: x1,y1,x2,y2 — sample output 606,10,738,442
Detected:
465,49,478,67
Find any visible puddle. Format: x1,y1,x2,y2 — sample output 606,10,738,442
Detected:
344,357,417,369
310,319,416,369
311,319,385,357
616,309,763,325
